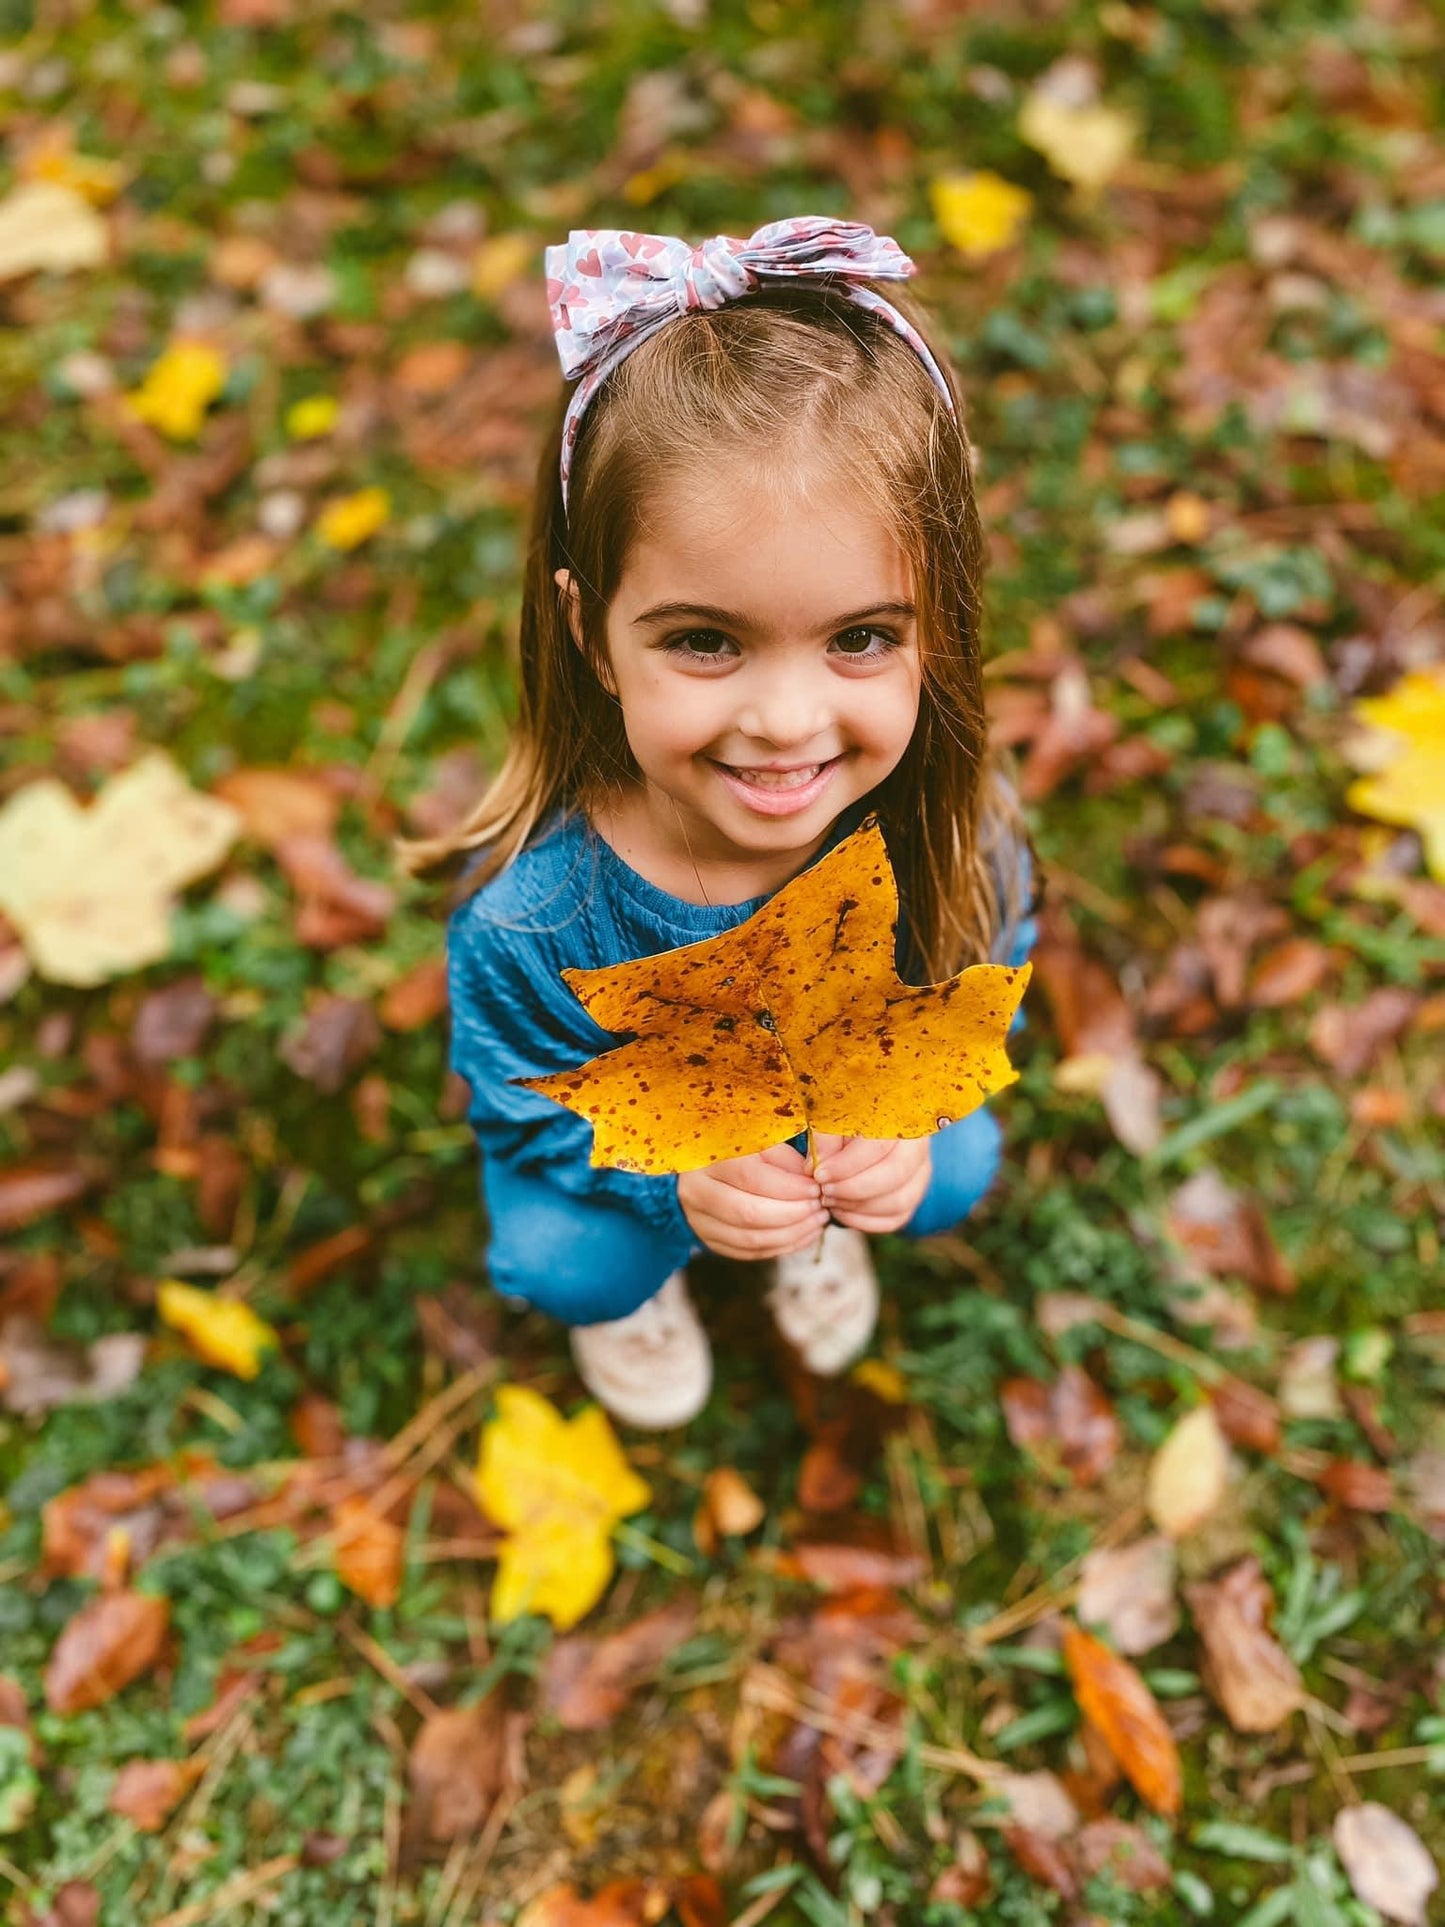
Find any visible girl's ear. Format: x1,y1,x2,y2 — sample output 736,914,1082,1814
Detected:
554,567,618,697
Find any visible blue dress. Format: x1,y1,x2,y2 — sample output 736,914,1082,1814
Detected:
446,805,1036,1326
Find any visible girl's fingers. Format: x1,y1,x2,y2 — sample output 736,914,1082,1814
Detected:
713,1156,820,1203
813,1136,898,1184
756,1143,813,1176
825,1148,930,1210
694,1184,826,1233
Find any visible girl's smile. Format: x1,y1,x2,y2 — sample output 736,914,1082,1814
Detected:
560,456,922,903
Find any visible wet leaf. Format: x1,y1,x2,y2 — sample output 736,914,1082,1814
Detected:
474,1386,651,1630
522,818,1029,1174
1000,1365,1120,1486
406,1693,509,1842
44,1591,170,1715
1333,1802,1438,1925
0,754,239,986
542,1599,698,1731
931,172,1032,258
1147,1405,1231,1538
1061,1623,1182,1817
1077,1536,1179,1655
156,1280,279,1379
1185,1559,1304,1733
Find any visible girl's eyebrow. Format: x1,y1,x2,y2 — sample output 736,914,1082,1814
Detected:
631,599,917,631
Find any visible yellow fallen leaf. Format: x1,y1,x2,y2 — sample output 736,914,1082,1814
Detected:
471,232,533,300
20,128,126,206
156,1280,279,1379
930,171,1033,259
1346,668,1445,881
0,752,239,987
285,394,339,440
524,817,1029,1175
127,341,228,441
1019,84,1136,192
851,1357,909,1403
316,486,390,551
1146,1404,1229,1538
0,181,107,280
475,1386,650,1630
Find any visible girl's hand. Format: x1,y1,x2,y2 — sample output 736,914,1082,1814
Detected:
811,1134,931,1234
678,1144,827,1261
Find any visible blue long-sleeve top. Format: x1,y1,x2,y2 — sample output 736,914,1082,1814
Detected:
445,802,1036,1251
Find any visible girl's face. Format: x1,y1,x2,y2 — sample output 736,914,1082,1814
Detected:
570,458,922,886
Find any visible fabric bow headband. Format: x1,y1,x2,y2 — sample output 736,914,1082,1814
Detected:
544,216,954,508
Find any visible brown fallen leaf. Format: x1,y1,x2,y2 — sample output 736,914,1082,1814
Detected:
1210,1377,1282,1455
212,766,340,845
774,1541,926,1592
331,1495,404,1609
1061,1623,1182,1817
1333,1802,1438,1926
929,1830,992,1908
694,1467,766,1552
379,955,448,1030
542,1599,698,1732
1166,1169,1295,1295
274,832,394,948
45,1590,170,1714
1000,1365,1121,1487
1074,1816,1172,1891
108,1756,203,1830
280,993,381,1095
1003,1826,1079,1899
31,1883,101,1927
0,1161,92,1234
1310,987,1418,1077
516,1882,661,1927
1318,1459,1395,1514
1247,936,1333,1009
0,1316,145,1416
406,1693,509,1842
1185,1558,1304,1733
1077,1536,1179,1656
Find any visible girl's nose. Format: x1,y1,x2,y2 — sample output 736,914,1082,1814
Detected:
735,671,831,750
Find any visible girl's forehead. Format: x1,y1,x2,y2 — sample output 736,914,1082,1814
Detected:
619,460,911,605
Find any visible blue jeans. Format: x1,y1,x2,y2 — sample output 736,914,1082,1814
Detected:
482,1108,1004,1327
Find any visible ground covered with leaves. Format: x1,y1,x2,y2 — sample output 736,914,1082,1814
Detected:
2,2,1445,1923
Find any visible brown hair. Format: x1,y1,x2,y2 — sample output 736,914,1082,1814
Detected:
397,282,1030,978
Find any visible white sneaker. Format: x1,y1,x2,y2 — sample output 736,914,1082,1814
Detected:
569,1271,713,1430
766,1225,880,1376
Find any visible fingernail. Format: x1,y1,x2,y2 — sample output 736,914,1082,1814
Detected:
814,1162,832,1183
821,1190,837,1209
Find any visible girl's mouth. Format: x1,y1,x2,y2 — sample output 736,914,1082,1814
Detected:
709,756,842,816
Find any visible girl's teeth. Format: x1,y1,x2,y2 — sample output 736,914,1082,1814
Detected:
730,765,820,790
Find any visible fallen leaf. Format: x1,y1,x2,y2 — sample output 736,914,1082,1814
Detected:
1279,1335,1344,1420
1000,1366,1120,1487
1318,1459,1395,1513
331,1496,404,1608
985,1770,1079,1839
30,1882,101,1927
211,767,339,846
1210,1378,1282,1455
0,1317,144,1415
694,1467,765,1550
1166,1171,1295,1295
126,342,228,441
44,1590,170,1714
474,1386,651,1630
280,994,381,1094
1074,1817,1172,1891
929,1829,992,1907
1077,1537,1179,1655
406,1693,509,1842
156,1280,278,1379
1061,1623,1182,1817
542,1599,698,1731
1310,987,1418,1077
108,1757,202,1830
317,487,390,550
0,1164,92,1234
0,181,107,279
1003,1826,1079,1899
285,394,339,440
1347,668,1445,880
1333,1802,1439,1925
0,754,239,987
1018,60,1136,191
931,171,1032,258
516,1882,660,1927
522,817,1029,1174
1147,1405,1230,1538
1185,1558,1304,1733
774,1541,926,1592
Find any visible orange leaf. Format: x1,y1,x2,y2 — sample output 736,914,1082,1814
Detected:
522,817,1029,1174
1061,1623,1182,1817
108,1757,202,1830
331,1496,404,1608
44,1590,170,1714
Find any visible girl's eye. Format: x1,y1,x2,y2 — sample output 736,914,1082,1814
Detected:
830,626,900,661
663,630,739,665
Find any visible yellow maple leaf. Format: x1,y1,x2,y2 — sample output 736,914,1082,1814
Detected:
475,1386,651,1630
316,486,390,551
0,752,239,987
285,394,339,440
931,171,1033,259
126,341,228,441
20,128,126,206
471,232,533,299
156,1280,279,1379
522,816,1030,1175
1019,85,1136,192
1346,668,1445,881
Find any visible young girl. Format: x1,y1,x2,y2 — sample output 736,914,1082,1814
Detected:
406,218,1037,1431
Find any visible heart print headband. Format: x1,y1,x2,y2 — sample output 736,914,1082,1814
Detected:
544,215,955,508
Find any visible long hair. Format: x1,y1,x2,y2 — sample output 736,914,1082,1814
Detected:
397,282,1029,978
